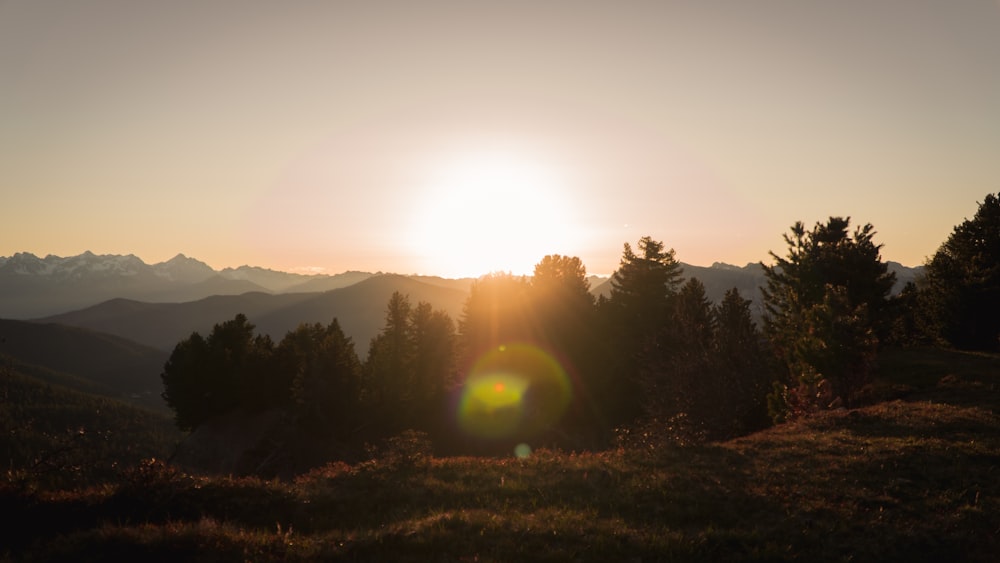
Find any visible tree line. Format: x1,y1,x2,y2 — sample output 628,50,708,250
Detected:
161,193,1000,464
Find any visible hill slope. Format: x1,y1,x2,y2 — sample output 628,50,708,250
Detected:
39,274,469,353
2,347,996,561
0,319,168,410
0,365,182,490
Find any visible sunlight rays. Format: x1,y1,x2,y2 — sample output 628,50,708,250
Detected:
408,149,578,278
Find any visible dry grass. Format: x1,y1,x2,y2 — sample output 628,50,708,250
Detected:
3,347,999,562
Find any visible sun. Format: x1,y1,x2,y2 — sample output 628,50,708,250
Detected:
409,149,578,278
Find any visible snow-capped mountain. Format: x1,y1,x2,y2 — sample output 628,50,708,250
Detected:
0,251,362,319
0,251,923,322
150,254,217,284
2,251,151,280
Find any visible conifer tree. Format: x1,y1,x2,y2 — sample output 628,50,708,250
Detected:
762,217,894,418
365,293,457,435
365,291,414,409
161,314,276,431
280,319,362,436
601,236,685,427
607,236,684,338
922,193,1000,350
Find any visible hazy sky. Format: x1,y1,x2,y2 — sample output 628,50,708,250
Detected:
3,1,999,277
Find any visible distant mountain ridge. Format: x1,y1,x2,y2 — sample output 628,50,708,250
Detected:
39,274,470,353
0,251,373,318
1,251,923,320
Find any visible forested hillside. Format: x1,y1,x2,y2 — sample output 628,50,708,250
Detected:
3,194,999,561
0,364,181,489
2,346,997,561
0,319,167,411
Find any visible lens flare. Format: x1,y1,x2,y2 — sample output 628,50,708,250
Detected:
457,343,572,440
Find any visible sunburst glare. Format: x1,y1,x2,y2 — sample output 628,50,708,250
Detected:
409,150,578,278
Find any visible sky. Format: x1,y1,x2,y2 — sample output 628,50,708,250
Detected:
2,1,999,278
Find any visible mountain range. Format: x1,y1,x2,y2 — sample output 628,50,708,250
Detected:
0,251,923,414
0,251,382,318
1,251,923,354
37,274,471,353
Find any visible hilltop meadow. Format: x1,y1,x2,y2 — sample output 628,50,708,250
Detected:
2,346,998,562
5,196,1000,561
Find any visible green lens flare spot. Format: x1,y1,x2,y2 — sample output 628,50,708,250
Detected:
457,343,572,440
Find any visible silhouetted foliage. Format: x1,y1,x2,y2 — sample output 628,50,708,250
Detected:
638,281,770,441
366,291,414,409
528,255,608,445
458,273,533,359
600,236,685,427
160,332,212,432
606,236,684,338
531,255,594,313
406,301,458,433
151,226,901,470
713,288,771,434
635,277,711,442
366,292,457,436
922,193,1000,351
762,218,894,420
277,320,362,438
409,302,457,405
161,314,277,431
884,281,936,347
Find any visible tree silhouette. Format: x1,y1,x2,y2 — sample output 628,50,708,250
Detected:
408,301,458,431
600,236,685,427
458,273,533,360
529,255,605,443
762,218,894,417
922,193,1000,350
713,288,770,435
161,314,276,431
606,236,684,338
365,292,457,435
365,291,414,410
160,331,211,431
278,319,362,438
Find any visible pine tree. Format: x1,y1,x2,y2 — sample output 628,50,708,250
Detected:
607,236,684,338
280,319,362,437
529,255,604,442
365,293,457,435
601,236,685,427
458,273,533,359
762,217,893,417
160,314,276,431
922,193,1000,350
365,291,414,409
713,288,770,435
409,302,457,409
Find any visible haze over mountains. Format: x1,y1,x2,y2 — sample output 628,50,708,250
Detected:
0,251,374,318
38,274,471,354
1,251,922,355
0,251,923,414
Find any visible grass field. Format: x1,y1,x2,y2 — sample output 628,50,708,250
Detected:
3,347,998,562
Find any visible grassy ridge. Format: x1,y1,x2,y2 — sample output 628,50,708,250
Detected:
3,347,999,561
0,365,182,490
